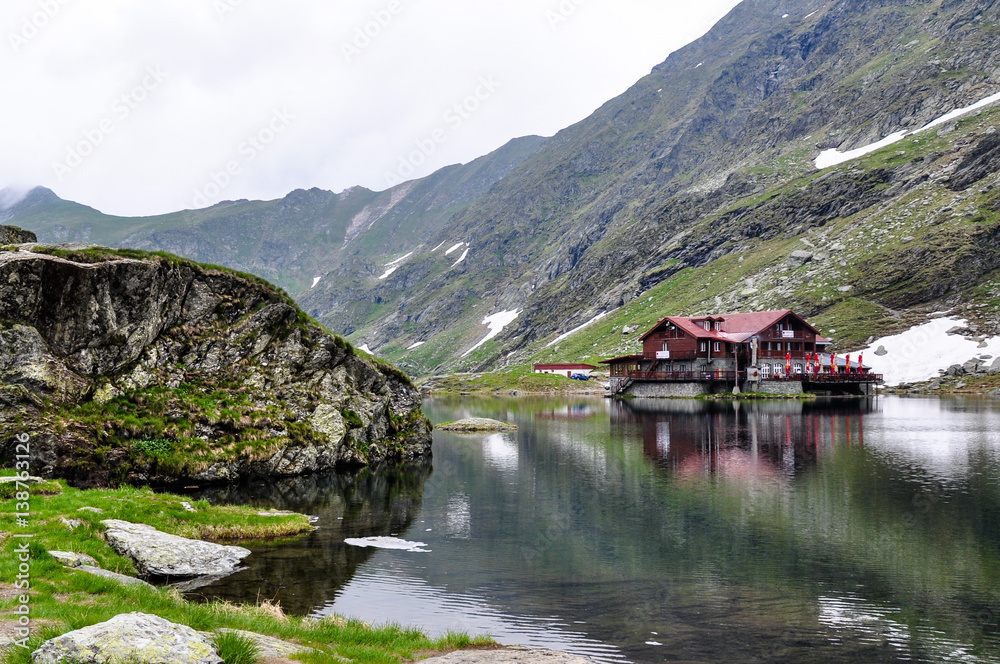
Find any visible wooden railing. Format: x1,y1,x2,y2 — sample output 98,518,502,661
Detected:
623,370,885,384
625,370,739,382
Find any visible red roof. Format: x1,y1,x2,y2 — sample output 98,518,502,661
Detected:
533,363,597,371
639,310,824,343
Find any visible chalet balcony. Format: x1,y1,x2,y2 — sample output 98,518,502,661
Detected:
623,370,884,384
626,370,739,382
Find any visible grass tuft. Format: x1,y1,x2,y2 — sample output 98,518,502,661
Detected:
214,630,261,664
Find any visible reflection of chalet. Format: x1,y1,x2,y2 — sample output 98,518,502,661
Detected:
601,310,882,397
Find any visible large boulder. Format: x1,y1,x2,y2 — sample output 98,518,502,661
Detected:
0,245,432,486
102,520,250,577
989,357,1000,376
31,613,221,664
0,225,36,244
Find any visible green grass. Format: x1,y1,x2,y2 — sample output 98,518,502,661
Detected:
421,369,605,396
41,380,301,481
214,631,261,664
0,473,492,664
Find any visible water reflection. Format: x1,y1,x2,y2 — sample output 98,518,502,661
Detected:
613,398,878,478
185,396,1000,664
185,461,429,613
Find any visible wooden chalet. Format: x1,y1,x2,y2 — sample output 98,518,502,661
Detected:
602,309,882,397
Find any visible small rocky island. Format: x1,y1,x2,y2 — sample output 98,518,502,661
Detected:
0,228,431,486
437,418,517,432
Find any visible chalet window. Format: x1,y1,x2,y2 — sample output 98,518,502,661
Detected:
713,321,721,331
762,364,771,378
713,342,721,352
699,341,707,352
777,323,784,331
702,321,711,330
662,342,669,351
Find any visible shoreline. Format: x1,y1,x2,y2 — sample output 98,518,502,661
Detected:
0,475,492,663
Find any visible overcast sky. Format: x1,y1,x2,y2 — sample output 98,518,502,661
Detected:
1,0,741,217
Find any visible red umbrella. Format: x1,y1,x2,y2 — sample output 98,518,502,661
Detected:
846,354,852,374
785,352,791,376
858,353,863,373
831,352,837,374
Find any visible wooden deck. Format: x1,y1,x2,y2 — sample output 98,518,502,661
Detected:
621,370,884,384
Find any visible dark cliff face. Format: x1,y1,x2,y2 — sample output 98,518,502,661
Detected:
0,241,431,487
0,225,36,244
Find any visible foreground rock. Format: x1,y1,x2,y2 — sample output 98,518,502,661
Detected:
75,565,156,589
31,613,221,664
437,418,517,432
102,519,250,577
48,550,98,568
0,240,431,487
420,647,592,664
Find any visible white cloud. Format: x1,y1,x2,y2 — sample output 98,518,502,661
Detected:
1,0,741,216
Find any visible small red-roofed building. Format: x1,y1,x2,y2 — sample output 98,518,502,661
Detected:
533,363,598,378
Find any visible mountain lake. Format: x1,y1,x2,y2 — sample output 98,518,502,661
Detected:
185,395,1000,664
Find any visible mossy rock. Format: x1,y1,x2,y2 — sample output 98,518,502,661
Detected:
436,418,517,432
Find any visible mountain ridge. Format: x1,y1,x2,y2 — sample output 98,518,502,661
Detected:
5,0,1000,378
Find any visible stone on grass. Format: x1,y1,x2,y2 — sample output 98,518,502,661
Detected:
31,612,220,664
78,506,104,514
787,250,813,267
75,565,156,589
60,517,84,530
102,519,250,577
48,550,98,569
437,418,517,432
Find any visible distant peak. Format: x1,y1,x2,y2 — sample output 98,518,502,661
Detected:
0,186,59,210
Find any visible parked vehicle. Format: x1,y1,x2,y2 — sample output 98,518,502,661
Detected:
570,373,589,381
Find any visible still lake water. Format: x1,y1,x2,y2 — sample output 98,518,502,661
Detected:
189,396,1000,663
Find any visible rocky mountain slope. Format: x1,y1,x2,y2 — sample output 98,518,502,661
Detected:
0,233,431,487
5,0,1000,378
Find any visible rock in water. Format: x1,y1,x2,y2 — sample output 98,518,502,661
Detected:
437,418,517,432
0,241,431,486
31,613,221,664
419,646,593,664
102,519,250,577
